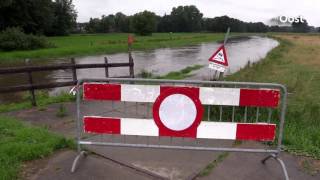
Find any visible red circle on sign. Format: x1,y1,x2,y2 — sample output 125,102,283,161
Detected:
153,88,203,138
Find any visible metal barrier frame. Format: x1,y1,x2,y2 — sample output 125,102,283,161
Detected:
71,78,289,180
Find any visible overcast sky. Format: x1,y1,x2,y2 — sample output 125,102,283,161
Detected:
74,0,320,26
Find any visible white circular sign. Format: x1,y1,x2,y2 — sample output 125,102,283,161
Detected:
159,94,197,131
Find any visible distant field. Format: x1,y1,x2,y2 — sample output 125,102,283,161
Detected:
0,33,226,63
227,33,320,158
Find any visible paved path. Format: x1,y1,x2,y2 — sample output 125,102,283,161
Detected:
4,102,320,180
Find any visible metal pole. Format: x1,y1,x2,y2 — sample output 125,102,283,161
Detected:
218,27,230,80
223,27,230,45
277,85,288,154
76,80,82,153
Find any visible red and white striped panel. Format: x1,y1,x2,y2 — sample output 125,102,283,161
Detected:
83,83,280,107
84,116,276,141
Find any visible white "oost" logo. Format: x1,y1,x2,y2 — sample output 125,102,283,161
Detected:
279,16,305,23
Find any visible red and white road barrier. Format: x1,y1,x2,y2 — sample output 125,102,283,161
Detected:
82,83,280,141
84,117,276,141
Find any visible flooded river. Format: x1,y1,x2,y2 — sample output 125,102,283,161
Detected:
0,36,278,103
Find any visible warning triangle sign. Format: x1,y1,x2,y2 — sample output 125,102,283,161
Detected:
208,45,228,66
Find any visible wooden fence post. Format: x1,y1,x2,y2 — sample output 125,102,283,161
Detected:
71,58,77,84
25,59,37,106
128,44,134,78
104,57,109,78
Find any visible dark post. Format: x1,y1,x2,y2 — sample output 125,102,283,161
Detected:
218,71,224,80
71,58,77,84
128,34,134,78
25,59,37,106
104,57,109,78
213,70,218,81
128,44,134,78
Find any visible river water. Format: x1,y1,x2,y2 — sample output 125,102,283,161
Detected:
0,36,278,103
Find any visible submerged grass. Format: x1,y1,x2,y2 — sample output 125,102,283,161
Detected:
140,64,204,80
0,116,72,180
0,33,225,63
227,34,320,158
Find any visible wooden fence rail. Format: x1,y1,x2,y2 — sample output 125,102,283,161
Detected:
0,57,134,106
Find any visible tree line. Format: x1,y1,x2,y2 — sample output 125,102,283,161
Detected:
1,2,317,37
82,5,314,35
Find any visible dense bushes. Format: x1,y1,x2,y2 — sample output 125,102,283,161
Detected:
0,0,77,36
0,28,53,51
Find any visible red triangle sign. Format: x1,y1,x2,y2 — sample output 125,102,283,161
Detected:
208,45,228,66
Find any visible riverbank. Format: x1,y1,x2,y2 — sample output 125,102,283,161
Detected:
227,33,320,158
0,33,227,63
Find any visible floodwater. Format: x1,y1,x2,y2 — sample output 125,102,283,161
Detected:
0,36,278,103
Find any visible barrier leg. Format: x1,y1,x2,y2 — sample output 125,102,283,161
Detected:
261,154,274,164
71,151,87,173
261,154,289,180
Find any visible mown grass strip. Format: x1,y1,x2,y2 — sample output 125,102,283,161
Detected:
0,116,73,180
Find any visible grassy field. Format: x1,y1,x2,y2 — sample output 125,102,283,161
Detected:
0,116,72,179
227,34,320,158
0,33,225,62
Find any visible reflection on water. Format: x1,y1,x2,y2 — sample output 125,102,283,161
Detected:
0,36,278,103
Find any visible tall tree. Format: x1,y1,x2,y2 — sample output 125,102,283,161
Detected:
47,0,77,36
115,12,130,32
132,11,156,36
157,14,172,32
170,5,203,32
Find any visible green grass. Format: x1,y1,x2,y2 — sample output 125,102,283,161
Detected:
0,33,225,63
0,91,75,113
159,65,204,79
227,34,320,158
0,116,72,180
